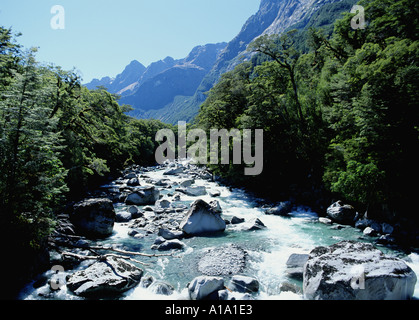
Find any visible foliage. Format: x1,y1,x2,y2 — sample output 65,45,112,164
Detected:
196,0,419,222
0,27,170,267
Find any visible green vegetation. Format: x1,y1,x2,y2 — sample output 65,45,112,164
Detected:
196,0,419,223
0,28,171,296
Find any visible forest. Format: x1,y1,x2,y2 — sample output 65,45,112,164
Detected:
0,28,173,296
196,0,419,224
0,0,418,297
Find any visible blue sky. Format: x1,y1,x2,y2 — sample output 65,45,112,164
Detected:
0,0,260,82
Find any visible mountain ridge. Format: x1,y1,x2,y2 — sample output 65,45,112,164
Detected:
84,0,356,124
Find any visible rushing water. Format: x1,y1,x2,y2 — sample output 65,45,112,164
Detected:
20,162,419,300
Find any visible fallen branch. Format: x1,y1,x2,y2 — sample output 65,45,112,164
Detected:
62,251,151,267
87,245,174,258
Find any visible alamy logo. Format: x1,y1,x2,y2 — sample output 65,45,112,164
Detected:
155,122,264,176
351,5,366,30
50,5,65,30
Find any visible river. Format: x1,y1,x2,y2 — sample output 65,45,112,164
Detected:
19,160,419,300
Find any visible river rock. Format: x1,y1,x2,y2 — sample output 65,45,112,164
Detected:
231,216,245,224
208,189,221,197
149,281,175,296
158,228,184,240
319,217,333,225
115,211,132,223
180,199,226,236
303,241,417,300
155,199,172,210
265,201,293,217
240,218,267,231
363,227,378,237
286,253,309,280
209,200,222,214
67,257,143,297
229,276,259,293
163,165,185,176
184,186,207,197
125,187,160,206
180,179,194,187
326,201,357,225
198,244,246,276
155,239,185,251
126,177,140,186
70,198,115,238
188,276,225,300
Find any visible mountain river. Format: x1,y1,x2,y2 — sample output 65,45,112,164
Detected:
19,160,419,300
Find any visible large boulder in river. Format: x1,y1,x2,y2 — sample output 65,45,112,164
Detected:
188,276,225,300
326,201,357,225
70,198,115,238
180,199,226,236
67,257,143,297
303,241,417,300
125,187,160,206
229,275,260,293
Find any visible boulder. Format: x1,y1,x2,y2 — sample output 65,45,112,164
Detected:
115,211,132,223
326,201,357,225
229,276,259,293
303,241,417,300
319,217,333,225
158,228,184,240
240,218,267,231
163,166,185,176
184,186,207,197
180,199,226,236
286,253,309,280
125,187,160,206
209,200,222,214
265,201,293,217
149,281,175,296
208,190,221,197
231,216,245,225
355,219,382,233
70,198,115,238
363,227,378,237
67,257,143,297
188,276,225,300
180,179,194,188
126,177,140,186
198,244,247,276
155,239,185,251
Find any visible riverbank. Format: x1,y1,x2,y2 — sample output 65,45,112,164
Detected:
19,159,419,300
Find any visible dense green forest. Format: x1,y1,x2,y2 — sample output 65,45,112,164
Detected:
196,0,419,223
0,0,418,298
0,28,172,296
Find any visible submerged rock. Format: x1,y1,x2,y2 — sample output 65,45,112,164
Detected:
198,244,247,276
303,241,417,300
67,257,143,297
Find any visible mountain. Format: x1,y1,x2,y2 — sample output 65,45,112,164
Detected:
85,60,146,95
84,0,356,124
84,42,227,118
119,43,227,116
147,0,356,124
